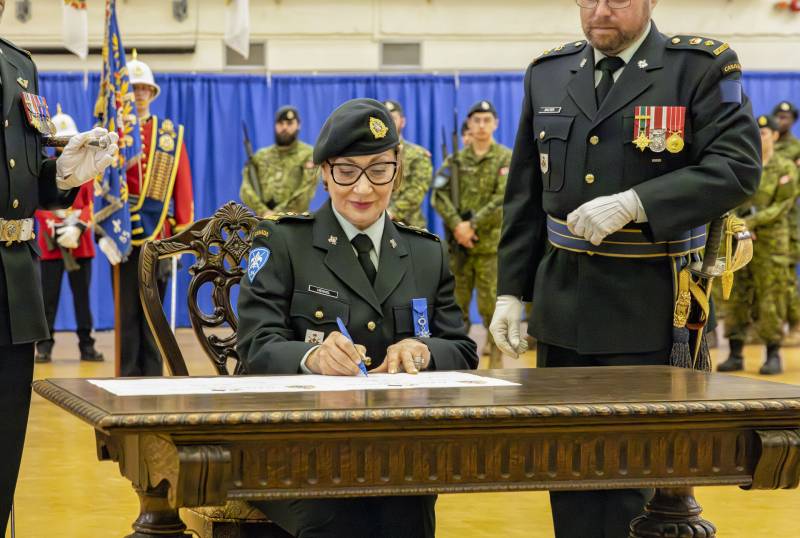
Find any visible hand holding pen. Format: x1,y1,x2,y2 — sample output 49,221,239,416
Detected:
303,320,370,376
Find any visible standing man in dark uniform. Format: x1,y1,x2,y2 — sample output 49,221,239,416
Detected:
238,98,477,537
0,27,119,535
490,1,761,536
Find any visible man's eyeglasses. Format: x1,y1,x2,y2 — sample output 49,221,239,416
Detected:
326,160,398,186
576,0,632,9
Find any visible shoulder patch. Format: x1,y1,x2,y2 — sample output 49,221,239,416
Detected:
533,40,587,65
265,211,314,223
722,62,742,75
667,36,730,57
247,247,271,282
394,221,440,242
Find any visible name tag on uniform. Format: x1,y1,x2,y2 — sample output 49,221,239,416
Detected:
309,285,338,299
539,107,562,114
412,298,431,338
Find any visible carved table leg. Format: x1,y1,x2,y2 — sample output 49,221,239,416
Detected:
126,482,191,538
629,487,716,538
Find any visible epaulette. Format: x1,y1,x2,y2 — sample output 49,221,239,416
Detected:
666,36,731,57
264,211,314,223
533,41,587,65
0,37,32,58
394,221,440,242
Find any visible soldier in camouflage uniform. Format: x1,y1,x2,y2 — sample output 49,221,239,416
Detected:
719,115,800,375
240,106,319,216
432,100,512,367
382,100,434,228
771,102,800,346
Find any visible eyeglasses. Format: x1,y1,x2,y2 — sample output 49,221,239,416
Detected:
576,0,632,9
326,160,398,186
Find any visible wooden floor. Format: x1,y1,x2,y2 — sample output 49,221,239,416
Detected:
10,327,800,537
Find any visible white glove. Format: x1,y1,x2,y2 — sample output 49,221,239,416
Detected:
98,236,122,265
55,225,81,249
566,189,646,246
489,295,528,358
56,128,120,190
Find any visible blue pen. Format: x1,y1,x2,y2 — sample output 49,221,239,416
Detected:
336,317,369,377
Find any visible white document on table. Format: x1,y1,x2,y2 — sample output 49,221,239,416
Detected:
88,372,519,396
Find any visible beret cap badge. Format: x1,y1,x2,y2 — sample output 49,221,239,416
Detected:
369,117,389,139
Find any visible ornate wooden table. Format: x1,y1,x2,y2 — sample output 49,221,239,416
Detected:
34,366,800,537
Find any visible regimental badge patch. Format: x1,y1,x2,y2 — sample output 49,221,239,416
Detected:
369,117,388,139
540,154,549,174
247,247,271,282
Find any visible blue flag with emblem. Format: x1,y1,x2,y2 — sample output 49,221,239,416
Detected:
92,0,140,258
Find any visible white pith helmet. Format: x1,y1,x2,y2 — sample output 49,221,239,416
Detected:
127,49,161,99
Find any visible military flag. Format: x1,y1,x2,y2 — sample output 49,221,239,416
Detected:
224,0,250,59
63,1,89,60
94,0,139,258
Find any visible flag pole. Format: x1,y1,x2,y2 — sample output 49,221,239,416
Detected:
114,263,121,376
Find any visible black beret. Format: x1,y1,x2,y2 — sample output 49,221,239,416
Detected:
460,119,470,135
313,98,399,165
275,105,300,123
467,100,497,118
773,101,799,120
757,114,779,131
383,99,404,116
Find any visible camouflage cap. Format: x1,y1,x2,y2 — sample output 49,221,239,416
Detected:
772,101,798,120
383,99,404,116
467,100,497,118
313,98,399,165
275,105,300,123
757,114,779,131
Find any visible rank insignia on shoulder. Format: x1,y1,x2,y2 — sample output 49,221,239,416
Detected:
533,41,586,64
247,247,271,282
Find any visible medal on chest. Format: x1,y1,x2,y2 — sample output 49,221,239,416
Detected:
21,92,56,136
632,105,686,154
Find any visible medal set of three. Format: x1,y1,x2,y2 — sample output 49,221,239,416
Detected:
632,105,686,154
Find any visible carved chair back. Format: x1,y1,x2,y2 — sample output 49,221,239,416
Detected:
139,202,262,376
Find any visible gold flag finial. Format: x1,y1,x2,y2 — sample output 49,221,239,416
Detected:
132,48,138,60
56,103,62,115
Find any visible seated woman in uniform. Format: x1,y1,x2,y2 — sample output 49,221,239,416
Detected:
237,98,478,538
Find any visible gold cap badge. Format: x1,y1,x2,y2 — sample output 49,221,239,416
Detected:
481,101,490,111
286,110,295,120
369,117,388,139
384,101,395,111
781,102,791,111
758,116,768,127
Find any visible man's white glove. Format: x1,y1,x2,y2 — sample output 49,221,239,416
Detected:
55,128,119,190
566,189,647,246
98,237,122,265
55,225,81,249
489,295,528,358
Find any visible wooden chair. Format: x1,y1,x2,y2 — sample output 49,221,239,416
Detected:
139,201,290,538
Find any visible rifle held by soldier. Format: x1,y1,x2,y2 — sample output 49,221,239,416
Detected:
242,121,264,203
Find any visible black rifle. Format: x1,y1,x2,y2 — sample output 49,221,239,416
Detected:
242,121,265,203
440,110,473,260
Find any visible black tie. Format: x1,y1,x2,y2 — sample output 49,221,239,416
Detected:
595,56,625,106
351,234,377,285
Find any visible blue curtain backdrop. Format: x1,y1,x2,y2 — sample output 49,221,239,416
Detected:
38,71,800,331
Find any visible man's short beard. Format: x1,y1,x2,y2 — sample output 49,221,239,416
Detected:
588,25,644,55
275,131,297,147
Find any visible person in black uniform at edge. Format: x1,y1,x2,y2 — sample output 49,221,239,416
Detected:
0,23,119,537
237,98,478,538
489,0,761,537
